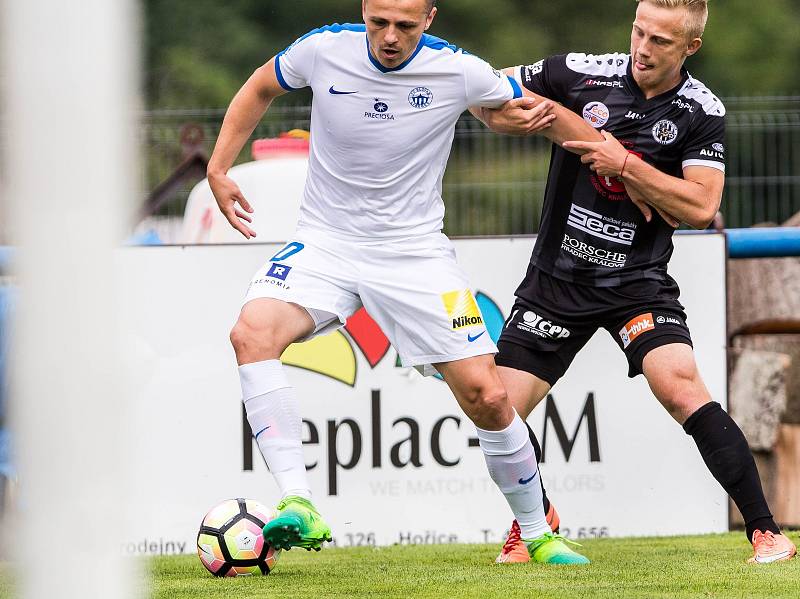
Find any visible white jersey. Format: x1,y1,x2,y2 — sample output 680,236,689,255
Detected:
275,23,522,238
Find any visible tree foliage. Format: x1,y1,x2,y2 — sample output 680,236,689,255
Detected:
144,0,800,108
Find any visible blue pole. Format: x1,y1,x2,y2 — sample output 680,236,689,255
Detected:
726,227,800,259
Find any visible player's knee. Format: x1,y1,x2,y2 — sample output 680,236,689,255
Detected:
462,384,509,429
658,363,707,422
229,318,285,361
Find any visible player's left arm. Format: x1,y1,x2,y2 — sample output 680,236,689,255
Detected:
564,130,723,229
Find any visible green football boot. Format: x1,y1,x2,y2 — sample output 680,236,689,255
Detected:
526,532,591,565
262,496,332,552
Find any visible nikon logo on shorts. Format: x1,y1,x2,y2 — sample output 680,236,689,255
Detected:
619,313,655,348
452,315,483,328
441,290,484,330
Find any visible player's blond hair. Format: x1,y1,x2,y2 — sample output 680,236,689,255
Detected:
637,0,709,40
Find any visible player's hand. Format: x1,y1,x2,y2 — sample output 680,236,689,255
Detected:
480,97,556,136
563,130,628,176
208,171,257,239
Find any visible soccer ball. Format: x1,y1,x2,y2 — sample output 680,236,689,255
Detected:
197,498,281,577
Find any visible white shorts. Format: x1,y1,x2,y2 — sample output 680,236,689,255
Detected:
242,228,496,376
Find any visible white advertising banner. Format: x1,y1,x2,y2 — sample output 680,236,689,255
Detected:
118,234,727,555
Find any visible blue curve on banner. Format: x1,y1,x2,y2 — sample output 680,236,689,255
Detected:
475,291,506,343
430,291,506,381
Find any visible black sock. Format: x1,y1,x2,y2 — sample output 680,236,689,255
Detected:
524,420,553,519
683,401,780,541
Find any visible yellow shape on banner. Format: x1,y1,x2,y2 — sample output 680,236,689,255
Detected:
281,330,357,386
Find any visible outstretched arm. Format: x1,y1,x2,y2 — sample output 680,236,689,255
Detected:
470,68,604,149
207,56,288,239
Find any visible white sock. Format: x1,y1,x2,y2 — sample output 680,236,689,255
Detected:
477,412,551,540
239,359,311,500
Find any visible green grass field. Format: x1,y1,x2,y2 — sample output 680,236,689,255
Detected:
149,533,799,599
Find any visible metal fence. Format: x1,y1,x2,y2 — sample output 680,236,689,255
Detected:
142,96,800,236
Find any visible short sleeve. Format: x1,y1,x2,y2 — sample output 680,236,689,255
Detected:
275,29,323,91
682,108,726,173
513,54,580,103
462,53,521,108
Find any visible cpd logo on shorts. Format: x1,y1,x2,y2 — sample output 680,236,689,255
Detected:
442,289,483,330
619,313,655,348
652,119,678,145
583,101,610,128
408,87,433,109
512,309,571,340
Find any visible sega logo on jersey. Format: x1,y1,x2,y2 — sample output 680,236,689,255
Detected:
583,102,610,128
619,313,655,348
266,263,292,281
441,289,483,330
567,204,635,246
522,60,544,82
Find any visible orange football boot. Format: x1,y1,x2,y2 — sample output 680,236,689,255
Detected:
748,530,796,564
495,503,561,564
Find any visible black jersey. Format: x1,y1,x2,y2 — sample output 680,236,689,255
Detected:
516,53,726,287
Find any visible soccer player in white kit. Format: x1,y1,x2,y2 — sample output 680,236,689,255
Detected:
208,0,592,565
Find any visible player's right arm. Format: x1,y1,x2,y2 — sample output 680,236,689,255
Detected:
470,65,603,148
207,56,289,239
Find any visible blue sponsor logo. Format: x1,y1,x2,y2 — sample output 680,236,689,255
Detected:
467,330,486,343
374,100,389,113
329,85,357,95
270,242,304,262
408,86,433,109
518,473,537,485
266,263,292,281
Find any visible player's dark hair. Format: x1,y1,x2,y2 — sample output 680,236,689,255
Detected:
426,0,438,11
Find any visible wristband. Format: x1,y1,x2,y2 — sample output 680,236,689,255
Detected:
620,152,631,177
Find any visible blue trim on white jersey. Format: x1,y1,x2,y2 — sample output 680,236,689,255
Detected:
366,32,465,74
276,23,367,91
367,35,426,73
420,33,463,54
283,22,366,50
507,75,522,99
274,55,296,91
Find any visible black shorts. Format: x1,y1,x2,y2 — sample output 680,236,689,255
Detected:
495,265,693,385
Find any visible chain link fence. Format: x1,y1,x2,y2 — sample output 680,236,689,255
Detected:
141,96,800,236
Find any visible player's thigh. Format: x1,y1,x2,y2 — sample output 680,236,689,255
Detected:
233,298,316,360
358,237,495,374
607,306,694,379
496,365,551,419
496,296,595,394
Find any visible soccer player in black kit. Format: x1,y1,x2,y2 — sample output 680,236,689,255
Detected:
476,0,796,564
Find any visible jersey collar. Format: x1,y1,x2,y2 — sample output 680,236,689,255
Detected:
366,35,425,73
625,57,690,104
